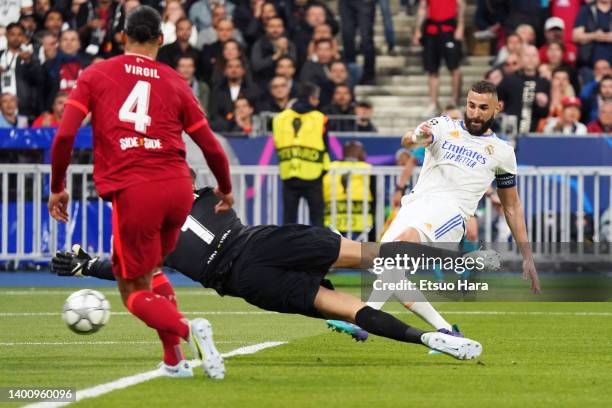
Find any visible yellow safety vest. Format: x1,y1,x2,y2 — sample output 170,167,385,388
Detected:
323,161,373,233
273,108,330,181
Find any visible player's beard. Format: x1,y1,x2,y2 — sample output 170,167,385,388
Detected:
464,113,495,136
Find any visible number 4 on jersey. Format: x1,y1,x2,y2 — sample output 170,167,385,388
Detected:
119,80,152,133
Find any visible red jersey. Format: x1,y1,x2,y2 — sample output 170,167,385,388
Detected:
65,53,206,198
539,42,578,66
425,0,457,34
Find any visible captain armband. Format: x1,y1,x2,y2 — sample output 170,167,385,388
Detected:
495,173,516,189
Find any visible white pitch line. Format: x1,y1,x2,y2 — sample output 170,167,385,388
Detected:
2,310,612,317
22,341,287,408
0,340,244,346
0,311,276,317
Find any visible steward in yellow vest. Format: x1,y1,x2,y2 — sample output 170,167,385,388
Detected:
273,82,329,226
323,161,373,235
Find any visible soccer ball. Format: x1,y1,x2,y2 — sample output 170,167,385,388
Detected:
62,289,111,334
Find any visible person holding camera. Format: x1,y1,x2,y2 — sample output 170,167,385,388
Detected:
0,22,44,123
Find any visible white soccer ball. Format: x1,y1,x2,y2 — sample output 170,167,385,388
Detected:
62,289,111,334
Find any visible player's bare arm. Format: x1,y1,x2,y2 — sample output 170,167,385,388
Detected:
497,186,541,293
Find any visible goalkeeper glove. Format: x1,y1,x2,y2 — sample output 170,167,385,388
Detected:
52,244,99,277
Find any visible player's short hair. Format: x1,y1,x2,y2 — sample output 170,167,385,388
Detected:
296,82,320,101
6,22,24,33
125,5,162,43
314,38,332,48
469,80,498,98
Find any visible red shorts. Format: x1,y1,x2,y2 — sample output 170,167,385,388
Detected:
111,177,193,280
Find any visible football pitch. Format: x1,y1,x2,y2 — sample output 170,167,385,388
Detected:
1,277,611,408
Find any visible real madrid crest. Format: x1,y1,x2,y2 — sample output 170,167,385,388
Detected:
485,145,494,155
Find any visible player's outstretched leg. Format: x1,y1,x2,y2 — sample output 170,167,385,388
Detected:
314,286,482,360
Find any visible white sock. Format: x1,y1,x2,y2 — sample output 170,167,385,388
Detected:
405,301,452,331
366,301,385,310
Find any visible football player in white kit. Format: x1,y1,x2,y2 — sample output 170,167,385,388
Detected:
362,81,541,336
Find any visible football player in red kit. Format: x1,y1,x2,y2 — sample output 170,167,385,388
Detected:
48,6,232,380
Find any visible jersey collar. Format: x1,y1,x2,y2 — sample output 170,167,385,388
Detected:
124,52,155,61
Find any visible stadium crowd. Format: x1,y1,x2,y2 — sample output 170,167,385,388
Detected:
0,0,609,136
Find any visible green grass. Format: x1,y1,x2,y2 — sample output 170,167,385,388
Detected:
1,283,611,407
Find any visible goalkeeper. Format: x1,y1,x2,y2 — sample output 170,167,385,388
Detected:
53,186,492,361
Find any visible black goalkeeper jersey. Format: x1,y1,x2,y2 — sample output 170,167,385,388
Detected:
164,188,254,290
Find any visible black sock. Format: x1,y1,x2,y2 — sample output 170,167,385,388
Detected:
355,306,425,344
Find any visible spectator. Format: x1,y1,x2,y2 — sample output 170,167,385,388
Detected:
35,30,58,64
251,16,297,83
498,45,550,133
158,18,200,70
161,0,197,47
299,38,334,105
339,0,376,85
0,23,44,122
485,67,504,86
210,38,251,87
285,0,338,42
291,3,329,64
584,75,612,122
493,32,522,67
218,96,261,135
0,93,28,128
580,60,611,122
542,96,587,135
542,41,580,92
306,23,340,62
195,3,227,48
355,101,376,132
323,83,356,131
587,100,612,133
539,17,578,67
551,0,584,45
501,52,521,76
329,60,353,89
176,55,210,112
43,9,65,37
274,55,297,97
414,0,466,113
33,0,51,27
259,75,291,113
74,0,121,56
573,0,612,79
473,0,508,41
515,23,536,46
503,1,546,43
42,29,92,110
0,1,32,28
18,13,37,44
442,103,462,120
273,81,329,226
378,0,396,54
209,57,259,129
232,0,277,48
197,12,244,49
189,0,236,33
198,17,239,84
536,67,576,132
31,91,67,127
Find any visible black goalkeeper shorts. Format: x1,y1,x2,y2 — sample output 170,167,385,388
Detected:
221,224,341,318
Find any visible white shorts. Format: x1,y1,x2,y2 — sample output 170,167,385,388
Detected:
381,195,466,243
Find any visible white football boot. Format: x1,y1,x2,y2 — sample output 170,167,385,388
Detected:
159,359,194,378
188,318,225,379
421,332,483,360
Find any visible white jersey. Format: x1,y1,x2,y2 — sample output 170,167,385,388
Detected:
408,116,517,218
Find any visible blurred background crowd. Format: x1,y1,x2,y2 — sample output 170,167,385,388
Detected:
0,0,609,137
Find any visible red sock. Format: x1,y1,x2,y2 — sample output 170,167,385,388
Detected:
152,273,184,365
126,290,190,340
